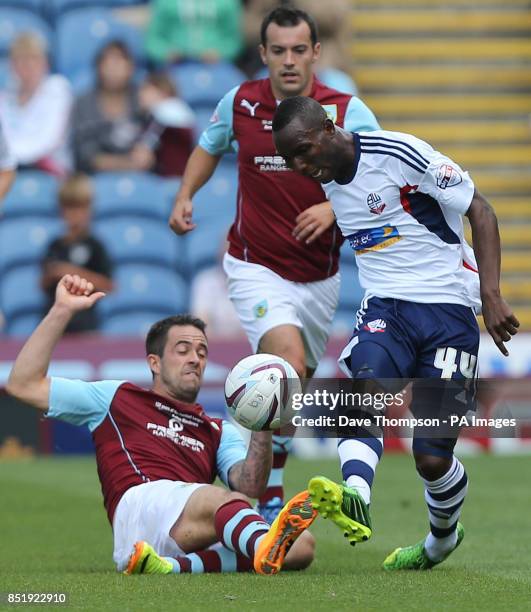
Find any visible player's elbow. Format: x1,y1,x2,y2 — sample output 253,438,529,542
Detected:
5,374,49,411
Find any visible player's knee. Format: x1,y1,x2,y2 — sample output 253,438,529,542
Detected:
414,452,452,481
215,490,251,511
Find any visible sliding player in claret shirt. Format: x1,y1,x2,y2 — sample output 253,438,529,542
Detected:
272,96,519,570
6,275,316,576
169,7,379,523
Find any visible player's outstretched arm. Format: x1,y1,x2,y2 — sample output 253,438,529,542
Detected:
6,275,106,410
228,431,273,498
169,146,221,235
466,190,520,355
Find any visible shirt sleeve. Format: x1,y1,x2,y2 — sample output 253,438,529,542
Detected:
47,378,124,432
198,86,239,156
216,420,247,487
344,97,380,132
417,151,475,215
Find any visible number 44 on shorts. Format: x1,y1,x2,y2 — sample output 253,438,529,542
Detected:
434,347,477,379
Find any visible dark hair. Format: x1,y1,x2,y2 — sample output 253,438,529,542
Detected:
95,39,133,69
145,315,207,357
260,6,318,47
272,95,326,133
144,71,177,97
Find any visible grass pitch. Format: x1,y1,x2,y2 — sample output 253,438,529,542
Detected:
1,453,530,611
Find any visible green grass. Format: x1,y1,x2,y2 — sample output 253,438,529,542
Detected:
1,454,530,611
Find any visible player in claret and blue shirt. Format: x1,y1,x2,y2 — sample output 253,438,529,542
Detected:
6,274,316,576
169,6,379,523
272,96,519,570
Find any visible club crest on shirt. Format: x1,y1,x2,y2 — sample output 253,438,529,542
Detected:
367,193,386,215
253,299,268,318
364,319,387,333
436,164,462,189
321,104,338,123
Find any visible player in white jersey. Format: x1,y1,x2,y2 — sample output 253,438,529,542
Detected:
272,96,519,570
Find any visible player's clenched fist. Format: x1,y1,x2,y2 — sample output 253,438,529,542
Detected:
169,197,196,235
55,274,106,312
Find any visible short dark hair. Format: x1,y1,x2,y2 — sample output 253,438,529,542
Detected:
272,95,326,133
260,6,318,47
145,315,207,358
95,39,133,69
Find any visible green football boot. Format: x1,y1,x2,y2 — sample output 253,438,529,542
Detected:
308,476,372,545
383,523,465,570
124,541,173,575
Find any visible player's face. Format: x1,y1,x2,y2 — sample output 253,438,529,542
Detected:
260,22,320,99
274,119,337,183
156,325,208,403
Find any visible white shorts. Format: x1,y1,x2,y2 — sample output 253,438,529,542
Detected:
223,253,340,369
112,480,206,571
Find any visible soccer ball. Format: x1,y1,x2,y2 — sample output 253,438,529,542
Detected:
224,354,301,431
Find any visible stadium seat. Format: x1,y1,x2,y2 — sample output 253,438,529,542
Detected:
0,1,45,10
318,68,358,95
0,8,52,56
1,171,59,219
182,163,237,273
3,312,42,337
193,106,216,142
49,0,146,18
93,217,180,268
0,217,63,273
98,264,188,318
55,8,144,81
92,172,169,222
101,310,166,337
170,61,245,107
0,264,44,326
338,260,364,312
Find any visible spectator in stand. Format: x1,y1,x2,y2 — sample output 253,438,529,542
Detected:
71,41,148,174
146,0,243,65
190,240,245,339
0,33,72,176
41,174,113,333
134,72,195,177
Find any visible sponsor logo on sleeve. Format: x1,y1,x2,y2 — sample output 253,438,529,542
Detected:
436,164,462,189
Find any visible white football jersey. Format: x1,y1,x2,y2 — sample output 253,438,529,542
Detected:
324,130,481,308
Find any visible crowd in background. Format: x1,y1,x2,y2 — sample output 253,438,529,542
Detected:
0,1,358,337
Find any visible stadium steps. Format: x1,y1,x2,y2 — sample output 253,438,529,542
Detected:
382,121,531,144
356,67,531,90
350,0,531,327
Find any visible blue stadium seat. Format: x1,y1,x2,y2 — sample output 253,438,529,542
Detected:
0,8,52,56
0,217,63,273
0,264,44,326
55,8,144,81
182,163,237,273
99,264,188,317
193,106,215,142
49,0,146,18
93,172,169,221
93,217,180,268
101,310,165,337
3,312,42,337
2,171,59,219
0,1,45,10
170,61,245,107
338,261,364,312
318,68,358,96
331,308,356,338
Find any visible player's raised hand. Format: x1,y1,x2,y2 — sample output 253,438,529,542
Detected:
169,197,196,235
55,274,106,312
481,293,520,356
293,201,336,244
